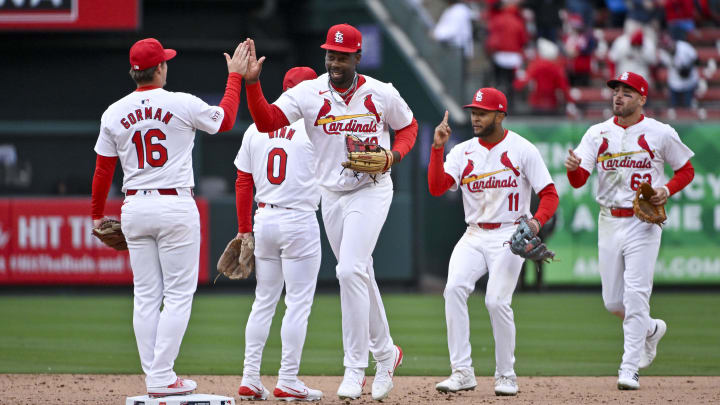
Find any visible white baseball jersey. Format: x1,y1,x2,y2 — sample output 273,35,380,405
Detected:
444,130,553,224
573,116,694,208
273,73,414,191
234,119,320,211
95,88,225,192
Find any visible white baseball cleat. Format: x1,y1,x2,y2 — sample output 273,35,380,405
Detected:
494,376,518,396
273,379,323,402
639,319,667,369
435,368,477,393
147,378,197,398
238,378,270,401
337,367,366,400
371,345,403,401
617,369,640,390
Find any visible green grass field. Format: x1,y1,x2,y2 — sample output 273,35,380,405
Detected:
1,293,719,376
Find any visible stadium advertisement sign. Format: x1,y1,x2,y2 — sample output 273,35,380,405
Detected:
0,198,209,285
510,122,720,284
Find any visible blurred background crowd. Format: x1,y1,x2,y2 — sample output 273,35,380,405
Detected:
417,0,719,119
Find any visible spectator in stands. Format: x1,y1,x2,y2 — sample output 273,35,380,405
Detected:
486,3,528,111
659,36,699,107
564,13,599,86
433,0,475,59
566,0,596,27
608,29,657,83
525,0,564,43
514,38,574,114
663,0,696,41
625,0,662,37
605,0,629,28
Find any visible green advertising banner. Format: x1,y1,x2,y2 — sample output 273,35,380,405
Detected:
507,121,720,285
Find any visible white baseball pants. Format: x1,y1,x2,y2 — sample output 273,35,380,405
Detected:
320,178,396,368
120,189,199,389
443,224,524,378
598,209,662,372
242,207,321,381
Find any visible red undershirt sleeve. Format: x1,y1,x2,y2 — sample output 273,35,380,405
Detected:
391,117,418,161
91,154,118,220
567,167,590,188
533,183,559,226
218,73,243,133
245,81,290,132
235,170,254,234
666,160,694,196
428,146,456,196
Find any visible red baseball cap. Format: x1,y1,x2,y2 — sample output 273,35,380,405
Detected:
129,38,176,71
607,71,648,97
320,23,362,53
283,67,318,91
464,88,508,114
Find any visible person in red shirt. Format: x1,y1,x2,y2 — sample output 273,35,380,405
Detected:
514,38,573,114
664,0,696,40
486,4,528,111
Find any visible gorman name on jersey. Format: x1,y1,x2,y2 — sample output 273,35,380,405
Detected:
119,106,175,129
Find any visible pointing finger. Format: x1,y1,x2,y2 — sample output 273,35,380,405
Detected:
442,110,449,124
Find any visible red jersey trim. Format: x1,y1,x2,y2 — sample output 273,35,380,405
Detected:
135,85,161,92
613,114,645,129
478,129,509,150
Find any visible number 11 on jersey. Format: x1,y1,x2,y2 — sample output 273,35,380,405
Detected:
508,192,519,211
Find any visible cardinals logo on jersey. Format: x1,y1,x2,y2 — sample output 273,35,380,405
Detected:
313,95,380,135
596,134,655,170
637,134,655,159
597,137,609,157
314,99,333,126
460,152,519,192
461,159,475,180
364,94,381,123
500,151,520,177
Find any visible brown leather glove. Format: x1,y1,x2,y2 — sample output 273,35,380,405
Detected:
633,182,667,225
216,234,255,280
342,134,393,174
92,218,127,251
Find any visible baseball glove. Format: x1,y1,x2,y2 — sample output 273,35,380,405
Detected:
92,218,128,251
216,234,255,281
341,135,393,174
507,216,555,262
633,182,666,225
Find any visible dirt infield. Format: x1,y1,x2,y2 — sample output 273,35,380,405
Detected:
1,374,719,404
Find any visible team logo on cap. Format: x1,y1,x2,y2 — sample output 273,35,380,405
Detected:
475,90,483,102
499,103,504,109
620,72,629,80
334,31,344,44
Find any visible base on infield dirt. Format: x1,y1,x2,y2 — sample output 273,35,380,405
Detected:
126,393,235,405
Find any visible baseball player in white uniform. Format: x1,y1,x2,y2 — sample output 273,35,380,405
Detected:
91,38,248,397
565,71,695,390
233,67,323,402
428,88,559,396
239,24,418,401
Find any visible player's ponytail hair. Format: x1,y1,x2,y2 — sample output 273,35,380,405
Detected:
129,64,160,85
